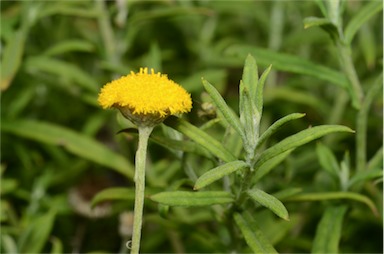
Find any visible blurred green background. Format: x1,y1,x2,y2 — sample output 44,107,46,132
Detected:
1,1,382,253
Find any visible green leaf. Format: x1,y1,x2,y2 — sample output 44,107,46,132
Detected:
256,113,306,150
247,189,289,221
150,191,234,207
368,147,383,171
43,40,95,56
1,28,28,91
202,78,245,139
348,169,383,190
303,16,333,29
303,17,339,41
226,45,348,89
272,188,303,201
91,187,135,207
181,69,227,93
50,236,63,254
164,116,237,163
1,235,18,253
254,125,354,170
194,160,248,190
287,192,378,216
1,120,134,179
256,65,272,114
344,1,382,44
18,210,56,253
25,56,99,93
316,142,340,177
234,212,278,254
150,135,212,159
39,2,99,18
242,54,259,102
239,83,260,153
312,206,348,253
253,149,293,182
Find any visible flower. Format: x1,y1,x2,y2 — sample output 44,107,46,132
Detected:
98,68,192,126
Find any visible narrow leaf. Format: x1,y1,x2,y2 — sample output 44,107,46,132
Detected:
256,65,272,114
1,28,28,91
254,125,354,170
312,206,348,253
272,188,302,201
344,1,382,44
150,134,212,159
303,16,333,29
202,78,245,138
234,212,278,254
1,120,134,179
368,147,383,171
287,192,378,216
247,189,289,221
25,56,99,93
226,45,348,89
194,160,248,190
240,85,260,152
242,54,258,101
150,191,234,207
256,113,306,150
316,142,340,177
50,236,63,254
348,169,383,190
91,187,135,207
303,17,339,41
43,39,95,56
164,116,237,162
253,149,293,182
19,210,56,253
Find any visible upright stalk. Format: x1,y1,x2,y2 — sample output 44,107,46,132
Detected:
336,42,364,109
131,126,153,254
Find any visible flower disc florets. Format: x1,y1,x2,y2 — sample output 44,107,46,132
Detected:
98,68,192,126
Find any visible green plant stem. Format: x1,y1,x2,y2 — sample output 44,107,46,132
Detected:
356,77,382,172
337,42,364,109
95,0,119,65
131,126,153,254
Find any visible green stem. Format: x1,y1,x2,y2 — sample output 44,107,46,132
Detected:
356,77,382,172
95,0,119,65
337,42,364,109
131,126,153,254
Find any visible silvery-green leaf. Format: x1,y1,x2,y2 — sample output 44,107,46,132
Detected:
247,188,289,221
202,78,245,139
150,191,234,207
194,160,248,190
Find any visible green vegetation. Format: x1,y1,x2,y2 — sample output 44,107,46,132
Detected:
1,1,382,253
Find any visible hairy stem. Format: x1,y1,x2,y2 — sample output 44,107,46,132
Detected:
131,126,153,254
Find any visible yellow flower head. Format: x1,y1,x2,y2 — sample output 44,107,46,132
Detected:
98,68,192,126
